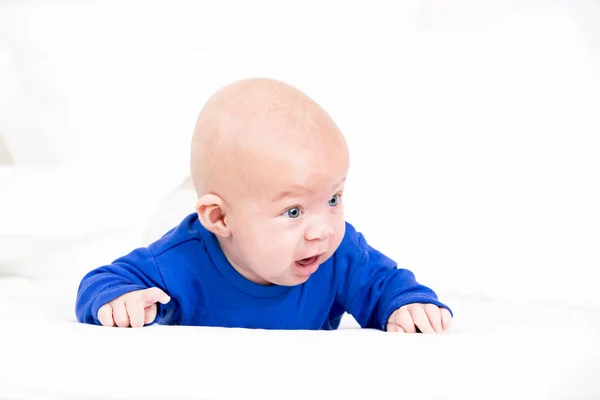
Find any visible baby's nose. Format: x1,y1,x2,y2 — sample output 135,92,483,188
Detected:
305,220,334,241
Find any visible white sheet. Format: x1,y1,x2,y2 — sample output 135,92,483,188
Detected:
1,277,598,400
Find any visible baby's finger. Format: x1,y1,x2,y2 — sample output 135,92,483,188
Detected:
125,295,145,328
140,287,171,308
409,306,435,334
441,308,453,332
97,303,115,327
424,304,443,333
144,304,158,325
111,299,130,327
386,323,405,333
393,307,417,334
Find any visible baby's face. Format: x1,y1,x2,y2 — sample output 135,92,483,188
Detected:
221,140,349,286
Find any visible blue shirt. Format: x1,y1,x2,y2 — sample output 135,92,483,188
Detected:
76,213,451,330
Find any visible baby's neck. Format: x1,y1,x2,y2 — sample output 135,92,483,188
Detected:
216,236,272,286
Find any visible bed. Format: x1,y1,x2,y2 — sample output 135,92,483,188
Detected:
0,276,598,399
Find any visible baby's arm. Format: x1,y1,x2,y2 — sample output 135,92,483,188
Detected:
75,247,177,327
337,229,452,332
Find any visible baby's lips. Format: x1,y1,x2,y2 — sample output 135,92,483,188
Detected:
296,256,317,266
297,252,325,262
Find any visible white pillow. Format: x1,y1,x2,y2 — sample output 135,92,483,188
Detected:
0,165,179,278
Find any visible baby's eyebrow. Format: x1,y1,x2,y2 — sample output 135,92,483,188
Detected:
272,177,346,202
330,177,347,191
272,185,309,203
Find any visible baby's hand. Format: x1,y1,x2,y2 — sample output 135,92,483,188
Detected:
97,287,171,328
386,303,452,334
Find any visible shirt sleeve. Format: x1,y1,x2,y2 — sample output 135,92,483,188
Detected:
75,247,179,326
336,228,452,331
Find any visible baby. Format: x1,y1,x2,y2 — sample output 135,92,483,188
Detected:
76,78,453,333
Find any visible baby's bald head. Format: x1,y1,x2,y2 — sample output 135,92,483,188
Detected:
191,78,350,286
190,78,347,200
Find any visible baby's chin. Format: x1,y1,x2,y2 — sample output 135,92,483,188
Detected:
265,271,312,287
272,271,312,286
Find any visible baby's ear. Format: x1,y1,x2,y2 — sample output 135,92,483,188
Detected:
196,194,231,237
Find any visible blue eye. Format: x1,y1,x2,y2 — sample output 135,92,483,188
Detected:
328,194,341,207
285,207,302,219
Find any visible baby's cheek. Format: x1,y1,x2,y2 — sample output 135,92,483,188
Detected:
327,224,345,256
335,218,346,243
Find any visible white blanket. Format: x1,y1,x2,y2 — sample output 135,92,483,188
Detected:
1,277,599,399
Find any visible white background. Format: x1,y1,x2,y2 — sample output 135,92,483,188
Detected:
1,0,599,308
1,2,600,399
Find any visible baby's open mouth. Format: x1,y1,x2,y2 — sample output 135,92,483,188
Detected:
296,255,319,267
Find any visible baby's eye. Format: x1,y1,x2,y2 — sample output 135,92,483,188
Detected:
285,207,302,219
328,193,341,207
